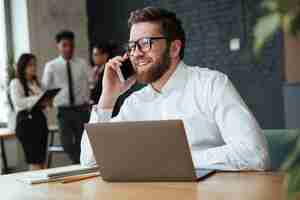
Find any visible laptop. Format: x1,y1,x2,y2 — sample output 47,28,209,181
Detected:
85,120,215,182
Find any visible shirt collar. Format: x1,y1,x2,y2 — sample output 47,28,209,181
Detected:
58,55,74,64
146,61,188,96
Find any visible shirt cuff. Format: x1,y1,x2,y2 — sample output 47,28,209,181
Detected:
89,105,112,123
192,149,228,170
26,95,42,110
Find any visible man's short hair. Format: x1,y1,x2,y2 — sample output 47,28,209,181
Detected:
128,7,186,59
55,30,75,43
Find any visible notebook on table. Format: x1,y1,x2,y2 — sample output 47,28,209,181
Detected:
17,165,99,184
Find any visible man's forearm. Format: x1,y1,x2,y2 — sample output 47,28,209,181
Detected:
98,92,119,109
193,143,270,171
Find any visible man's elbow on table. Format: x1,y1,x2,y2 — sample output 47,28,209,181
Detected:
80,132,97,167
253,151,270,171
245,145,271,171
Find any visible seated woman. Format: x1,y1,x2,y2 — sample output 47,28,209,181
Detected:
9,53,49,171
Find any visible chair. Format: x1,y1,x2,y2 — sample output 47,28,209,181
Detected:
263,129,300,170
46,125,64,168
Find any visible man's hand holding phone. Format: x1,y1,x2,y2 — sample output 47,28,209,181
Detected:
98,54,136,109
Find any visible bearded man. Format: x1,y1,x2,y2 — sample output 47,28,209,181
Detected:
80,7,270,171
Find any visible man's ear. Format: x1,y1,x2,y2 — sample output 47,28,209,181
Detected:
169,40,182,59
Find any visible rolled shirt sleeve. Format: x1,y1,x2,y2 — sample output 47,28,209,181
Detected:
80,96,133,167
9,79,41,112
80,106,113,166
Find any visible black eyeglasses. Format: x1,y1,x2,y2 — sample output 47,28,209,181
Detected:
126,37,168,56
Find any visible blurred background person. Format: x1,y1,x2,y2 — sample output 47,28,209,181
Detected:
9,53,49,171
89,41,144,116
42,30,90,164
89,41,119,104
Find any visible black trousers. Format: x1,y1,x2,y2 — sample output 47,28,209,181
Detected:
57,105,90,163
16,109,48,164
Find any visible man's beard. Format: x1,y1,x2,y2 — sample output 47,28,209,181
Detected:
134,47,171,84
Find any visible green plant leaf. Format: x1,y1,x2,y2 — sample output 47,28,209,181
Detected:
284,165,300,200
289,12,300,36
6,55,16,85
254,13,281,55
282,137,300,170
281,137,300,200
261,0,299,13
277,0,300,14
261,0,278,12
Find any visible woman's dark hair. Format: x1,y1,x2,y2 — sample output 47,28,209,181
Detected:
16,53,39,96
91,41,119,65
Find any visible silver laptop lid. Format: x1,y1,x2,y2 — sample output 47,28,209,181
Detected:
85,120,199,181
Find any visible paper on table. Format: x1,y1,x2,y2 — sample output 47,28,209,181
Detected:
46,165,99,179
16,165,100,185
17,171,101,185
16,175,64,185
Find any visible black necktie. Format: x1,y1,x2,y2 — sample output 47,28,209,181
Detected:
66,61,75,105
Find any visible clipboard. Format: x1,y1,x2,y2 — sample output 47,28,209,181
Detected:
31,88,61,109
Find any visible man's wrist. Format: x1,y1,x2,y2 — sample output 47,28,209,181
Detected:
98,94,118,109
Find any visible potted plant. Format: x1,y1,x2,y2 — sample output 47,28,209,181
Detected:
254,1,300,199
5,54,16,131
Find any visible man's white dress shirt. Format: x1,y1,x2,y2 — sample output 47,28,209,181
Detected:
42,56,90,107
80,61,270,171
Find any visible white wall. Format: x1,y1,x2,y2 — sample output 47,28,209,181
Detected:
27,0,89,76
10,0,89,75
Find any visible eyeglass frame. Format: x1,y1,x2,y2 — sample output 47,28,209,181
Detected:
125,36,169,56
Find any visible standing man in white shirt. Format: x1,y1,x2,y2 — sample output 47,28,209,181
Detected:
43,30,90,164
81,7,270,170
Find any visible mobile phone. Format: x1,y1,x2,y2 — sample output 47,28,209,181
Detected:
117,58,135,82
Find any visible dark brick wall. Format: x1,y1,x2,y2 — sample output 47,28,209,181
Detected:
86,0,285,128
86,0,145,45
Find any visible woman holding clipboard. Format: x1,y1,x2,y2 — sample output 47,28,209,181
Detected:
9,53,50,170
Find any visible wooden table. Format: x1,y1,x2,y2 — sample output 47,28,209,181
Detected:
0,125,59,173
0,128,15,174
0,165,287,200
